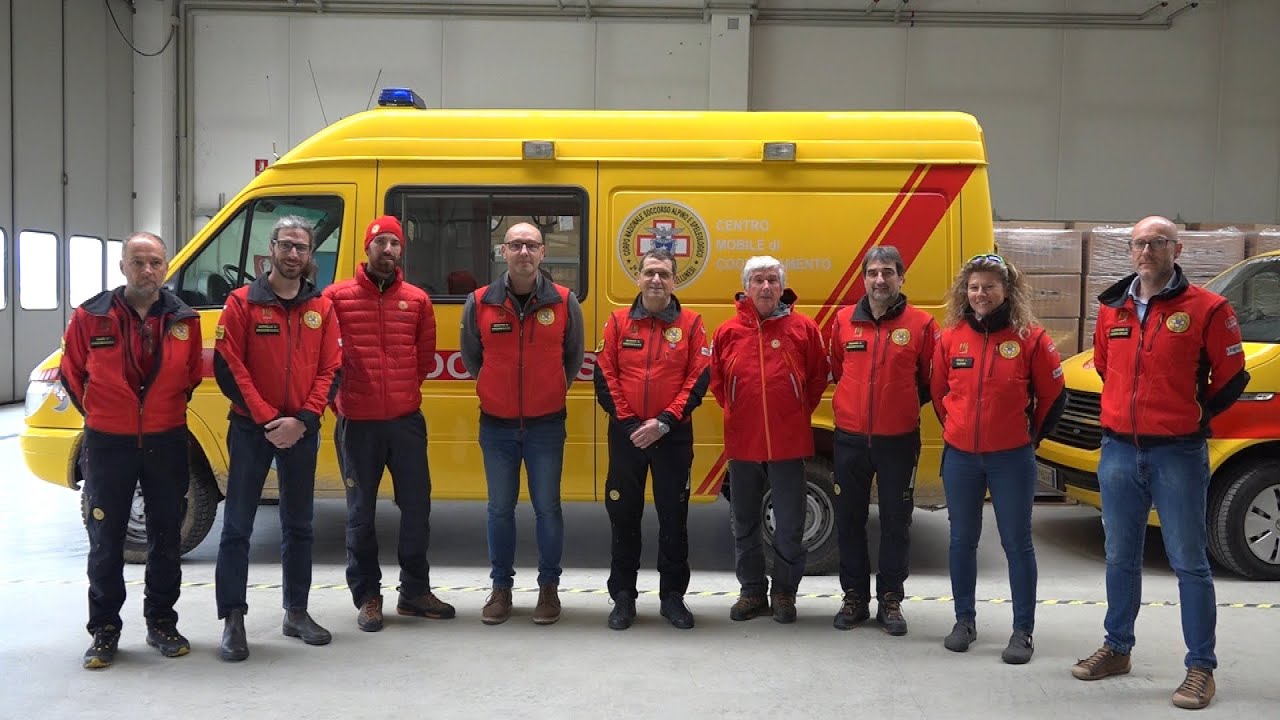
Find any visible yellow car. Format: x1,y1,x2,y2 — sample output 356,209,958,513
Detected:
1037,252,1280,580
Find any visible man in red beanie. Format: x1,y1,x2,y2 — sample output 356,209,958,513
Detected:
323,215,454,632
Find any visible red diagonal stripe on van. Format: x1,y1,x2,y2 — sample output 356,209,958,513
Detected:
698,163,975,496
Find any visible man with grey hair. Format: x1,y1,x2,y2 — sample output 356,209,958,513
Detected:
828,245,938,635
213,216,341,661
710,255,828,623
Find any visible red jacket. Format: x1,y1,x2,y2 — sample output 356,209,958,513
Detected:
460,273,585,423
594,295,711,428
710,290,829,462
60,288,202,438
931,304,1065,453
324,266,436,421
1093,267,1248,441
213,274,341,435
830,295,938,437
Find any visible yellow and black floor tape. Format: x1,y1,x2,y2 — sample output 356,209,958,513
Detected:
4,578,1276,609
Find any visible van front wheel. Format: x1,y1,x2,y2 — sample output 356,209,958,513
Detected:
78,439,220,564
1208,459,1280,581
761,456,839,576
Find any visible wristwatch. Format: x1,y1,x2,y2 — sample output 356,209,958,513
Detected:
656,420,671,435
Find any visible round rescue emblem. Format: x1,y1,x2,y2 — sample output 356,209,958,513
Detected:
999,341,1021,359
608,489,621,501
344,475,356,489
664,327,683,344
616,200,711,290
537,308,555,326
170,324,189,341
92,507,105,521
398,300,409,310
833,484,842,496
770,339,781,349
891,328,911,346
1166,312,1191,333
303,310,322,329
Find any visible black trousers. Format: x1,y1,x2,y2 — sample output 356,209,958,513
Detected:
335,411,433,607
833,429,919,599
604,420,693,600
82,428,188,633
729,458,808,596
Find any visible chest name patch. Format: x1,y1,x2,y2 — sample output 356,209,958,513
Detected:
89,335,117,348
489,322,513,334
951,357,975,369
255,323,281,335
845,340,867,352
1108,326,1133,339
621,338,644,349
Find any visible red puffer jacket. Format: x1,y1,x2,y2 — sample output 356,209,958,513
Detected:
710,290,828,462
324,266,436,420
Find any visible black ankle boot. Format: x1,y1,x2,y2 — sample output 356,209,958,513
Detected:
283,610,332,646
220,610,249,662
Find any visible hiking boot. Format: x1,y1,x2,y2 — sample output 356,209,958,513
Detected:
532,584,561,625
944,619,977,652
220,610,249,662
1002,630,1034,665
397,589,456,620
282,610,332,646
608,593,636,630
876,593,908,636
1172,667,1215,710
832,590,870,630
729,593,772,621
481,588,513,625
83,625,120,670
145,620,191,658
659,595,695,630
771,593,797,624
357,596,384,632
1071,646,1132,681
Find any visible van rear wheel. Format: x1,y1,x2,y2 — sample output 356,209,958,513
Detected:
78,439,220,564
746,456,839,576
1208,459,1280,580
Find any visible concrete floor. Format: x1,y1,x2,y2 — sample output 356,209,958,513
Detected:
1,404,1277,719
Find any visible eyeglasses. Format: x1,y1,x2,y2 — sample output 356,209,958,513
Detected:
1128,238,1172,252
968,253,1007,267
504,241,544,253
272,240,312,255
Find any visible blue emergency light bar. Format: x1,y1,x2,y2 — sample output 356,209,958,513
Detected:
377,87,427,109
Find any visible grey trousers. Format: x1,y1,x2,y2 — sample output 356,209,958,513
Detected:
728,459,807,596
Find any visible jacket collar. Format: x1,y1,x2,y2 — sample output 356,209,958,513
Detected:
481,271,562,308
734,287,798,323
962,300,1013,334
358,264,403,293
1098,264,1189,309
852,293,909,324
246,271,321,306
627,294,681,323
80,286,197,323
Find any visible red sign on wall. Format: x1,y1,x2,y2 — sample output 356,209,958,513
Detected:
254,158,269,175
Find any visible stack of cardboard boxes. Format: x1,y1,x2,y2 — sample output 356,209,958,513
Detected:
994,224,1084,355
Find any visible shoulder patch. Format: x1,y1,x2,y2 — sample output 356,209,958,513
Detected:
215,325,226,340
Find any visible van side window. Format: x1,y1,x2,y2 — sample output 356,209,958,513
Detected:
173,195,344,307
385,187,587,301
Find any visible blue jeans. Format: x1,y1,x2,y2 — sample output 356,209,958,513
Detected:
942,444,1038,633
479,417,566,588
215,419,318,618
1098,435,1216,669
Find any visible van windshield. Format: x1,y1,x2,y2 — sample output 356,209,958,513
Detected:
1204,256,1280,344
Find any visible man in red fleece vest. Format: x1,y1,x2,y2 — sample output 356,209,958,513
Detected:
324,215,454,632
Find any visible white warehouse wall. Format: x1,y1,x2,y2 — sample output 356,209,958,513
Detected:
177,0,1279,228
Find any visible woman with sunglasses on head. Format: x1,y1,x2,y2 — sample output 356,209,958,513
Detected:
930,254,1066,665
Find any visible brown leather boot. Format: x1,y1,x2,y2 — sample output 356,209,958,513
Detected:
357,595,384,632
396,590,456,619
481,588,513,625
532,584,561,625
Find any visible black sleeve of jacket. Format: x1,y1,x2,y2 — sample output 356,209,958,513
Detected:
1204,368,1250,420
61,378,87,417
563,293,585,388
917,379,931,407
658,367,711,426
593,368,618,418
1033,387,1068,445
214,351,250,415
459,293,483,380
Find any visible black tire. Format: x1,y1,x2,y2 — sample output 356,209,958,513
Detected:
79,437,220,564
725,456,839,576
1208,459,1280,581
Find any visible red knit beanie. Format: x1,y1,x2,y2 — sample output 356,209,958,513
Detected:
365,215,404,251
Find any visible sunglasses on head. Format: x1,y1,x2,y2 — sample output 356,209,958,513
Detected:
968,253,1007,268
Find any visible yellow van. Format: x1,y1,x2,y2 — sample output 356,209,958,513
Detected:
1037,251,1280,580
21,89,994,569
